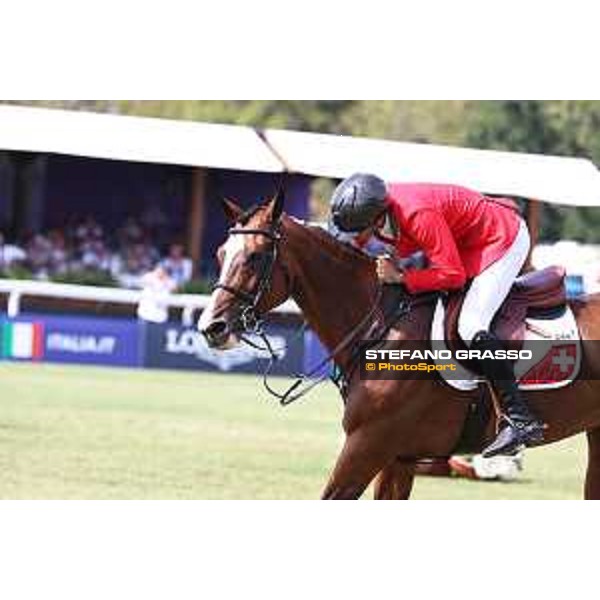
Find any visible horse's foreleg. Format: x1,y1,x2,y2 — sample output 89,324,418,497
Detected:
373,458,416,500
585,428,600,499
321,428,398,500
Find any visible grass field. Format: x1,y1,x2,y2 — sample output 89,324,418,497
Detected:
0,362,588,499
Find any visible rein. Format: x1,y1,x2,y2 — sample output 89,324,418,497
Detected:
261,286,384,405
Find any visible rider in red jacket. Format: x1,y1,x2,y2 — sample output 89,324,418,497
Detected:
330,173,545,458
386,182,520,292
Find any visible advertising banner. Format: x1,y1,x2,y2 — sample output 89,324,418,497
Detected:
0,313,306,375
0,314,141,367
142,321,304,375
303,329,332,376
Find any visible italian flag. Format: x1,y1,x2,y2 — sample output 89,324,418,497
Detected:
2,322,44,360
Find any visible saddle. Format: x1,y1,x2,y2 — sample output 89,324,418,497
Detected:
428,265,578,457
445,266,567,346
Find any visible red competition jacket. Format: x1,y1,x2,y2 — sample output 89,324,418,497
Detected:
384,183,521,294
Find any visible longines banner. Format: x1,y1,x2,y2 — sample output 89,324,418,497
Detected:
141,321,305,375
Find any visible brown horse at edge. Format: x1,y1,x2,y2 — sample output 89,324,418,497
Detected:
201,192,600,500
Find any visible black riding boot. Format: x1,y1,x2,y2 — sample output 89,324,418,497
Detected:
471,331,545,458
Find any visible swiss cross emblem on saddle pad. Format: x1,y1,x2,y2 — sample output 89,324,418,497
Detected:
518,342,578,387
430,266,582,392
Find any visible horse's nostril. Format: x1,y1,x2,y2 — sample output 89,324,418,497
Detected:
208,320,227,336
202,319,228,345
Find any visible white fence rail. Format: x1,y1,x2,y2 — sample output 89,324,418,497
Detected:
0,279,301,321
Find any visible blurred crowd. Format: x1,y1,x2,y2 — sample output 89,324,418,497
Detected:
0,215,193,290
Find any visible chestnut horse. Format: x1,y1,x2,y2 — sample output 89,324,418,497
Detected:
199,190,600,499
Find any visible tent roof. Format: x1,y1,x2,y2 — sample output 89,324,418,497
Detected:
1,105,599,206
262,128,600,207
0,105,283,173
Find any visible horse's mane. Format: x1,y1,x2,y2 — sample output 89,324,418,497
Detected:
233,206,373,271
282,216,374,269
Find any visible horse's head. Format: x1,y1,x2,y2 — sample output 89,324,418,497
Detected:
198,186,292,349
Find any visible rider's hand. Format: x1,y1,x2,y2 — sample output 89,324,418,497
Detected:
376,256,404,284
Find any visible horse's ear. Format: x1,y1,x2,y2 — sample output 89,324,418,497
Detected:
221,197,243,224
265,179,285,224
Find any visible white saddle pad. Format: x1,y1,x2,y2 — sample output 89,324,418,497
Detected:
430,299,581,392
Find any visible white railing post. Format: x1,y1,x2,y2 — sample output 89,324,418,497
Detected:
181,305,197,327
7,290,21,318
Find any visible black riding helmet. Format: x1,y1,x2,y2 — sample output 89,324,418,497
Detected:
330,173,388,232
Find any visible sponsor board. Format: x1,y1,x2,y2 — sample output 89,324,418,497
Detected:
143,321,304,374
1,321,44,360
0,313,306,375
0,314,141,367
303,329,332,376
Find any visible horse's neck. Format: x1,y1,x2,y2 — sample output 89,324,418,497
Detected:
282,219,378,366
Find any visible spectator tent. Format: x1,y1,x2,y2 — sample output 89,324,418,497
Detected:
1,104,600,276
0,105,291,276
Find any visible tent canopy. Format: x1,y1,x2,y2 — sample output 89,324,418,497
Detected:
0,105,283,173
262,128,600,207
1,105,600,206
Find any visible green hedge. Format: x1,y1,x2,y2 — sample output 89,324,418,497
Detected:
50,270,119,287
180,278,214,295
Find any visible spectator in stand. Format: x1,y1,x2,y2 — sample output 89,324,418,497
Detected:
1,213,196,289
74,215,104,247
0,232,27,272
137,240,160,270
26,233,53,278
47,230,69,275
160,242,193,290
79,238,112,273
111,252,142,288
64,214,112,277
112,241,158,288
118,217,145,248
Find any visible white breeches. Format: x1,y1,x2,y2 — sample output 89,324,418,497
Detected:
458,220,530,345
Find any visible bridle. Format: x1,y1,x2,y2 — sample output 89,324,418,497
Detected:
212,225,286,334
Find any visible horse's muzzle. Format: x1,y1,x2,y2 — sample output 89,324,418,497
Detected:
200,318,231,349
201,318,241,350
